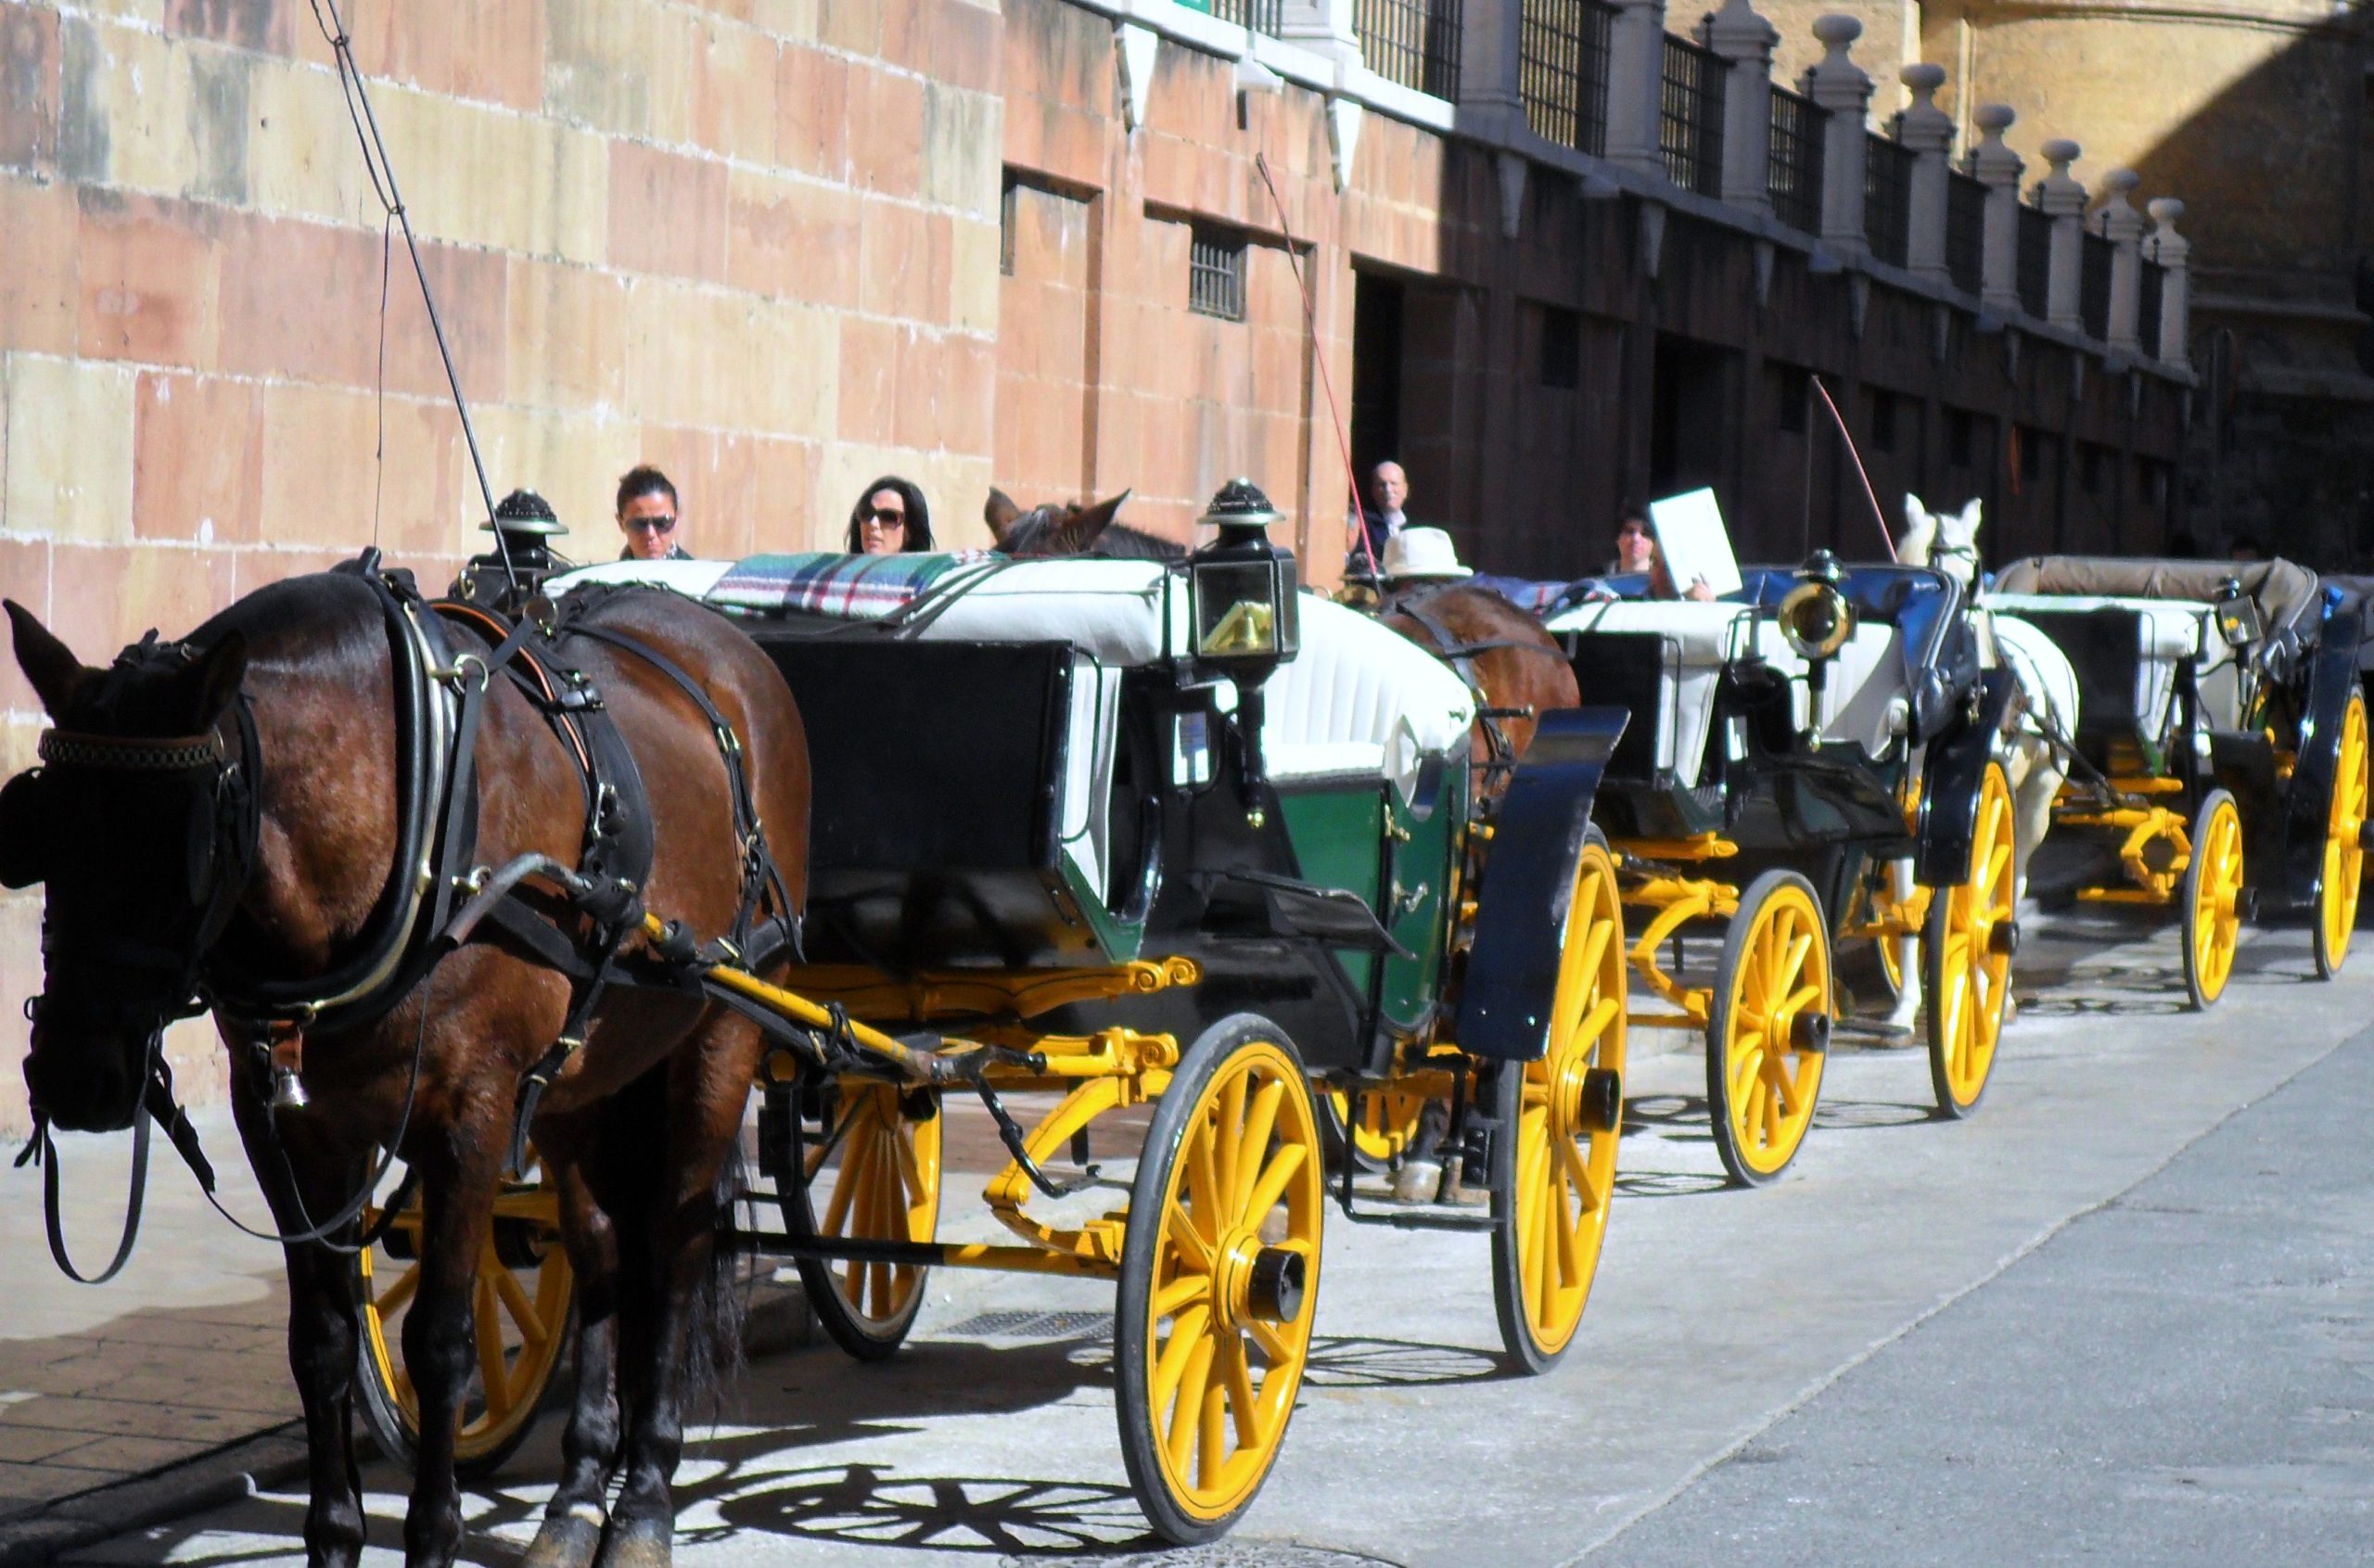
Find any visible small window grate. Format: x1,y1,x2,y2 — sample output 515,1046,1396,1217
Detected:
999,178,1018,277
1189,225,1247,321
946,1309,1113,1340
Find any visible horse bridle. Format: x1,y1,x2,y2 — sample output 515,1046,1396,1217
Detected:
1384,586,1564,775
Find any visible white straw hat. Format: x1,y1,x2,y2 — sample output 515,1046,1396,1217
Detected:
1380,526,1472,580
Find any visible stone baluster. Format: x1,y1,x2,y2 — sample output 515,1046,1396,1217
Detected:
1280,0,1361,68
1969,103,2024,316
2147,197,2192,370
1603,0,1672,177
1808,15,1872,259
2036,138,2087,330
2098,169,2146,353
1706,0,1780,214
1898,63,1953,285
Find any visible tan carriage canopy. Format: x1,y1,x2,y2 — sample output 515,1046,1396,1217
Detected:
1992,555,2322,639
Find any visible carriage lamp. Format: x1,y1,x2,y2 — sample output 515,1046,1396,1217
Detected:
1189,479,1300,824
1779,549,1857,714
2211,576,2263,648
455,489,570,611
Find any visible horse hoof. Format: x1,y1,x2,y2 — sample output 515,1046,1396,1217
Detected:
1390,1157,1443,1204
593,1516,672,1568
520,1507,605,1568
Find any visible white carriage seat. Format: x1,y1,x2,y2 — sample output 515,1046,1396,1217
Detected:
1545,600,1742,783
1261,594,1477,803
1986,593,2212,745
1752,620,1909,759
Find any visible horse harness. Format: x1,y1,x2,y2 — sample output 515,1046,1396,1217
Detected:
1384,586,1558,776
14,550,798,1274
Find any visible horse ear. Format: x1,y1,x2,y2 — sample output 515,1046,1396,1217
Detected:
1903,493,1933,531
6,601,90,717
167,631,248,728
1955,497,1985,542
1898,495,1936,567
1059,491,1130,552
984,488,1021,544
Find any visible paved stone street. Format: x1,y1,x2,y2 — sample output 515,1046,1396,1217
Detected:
11,906,2374,1565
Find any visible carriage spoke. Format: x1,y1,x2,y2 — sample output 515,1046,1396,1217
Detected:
1214,1074,1248,1215
1153,1304,1212,1409
1198,1370,1227,1491
375,1260,422,1319
1233,1080,1285,1215
1556,1130,1600,1216
1167,1335,1217,1471
1154,1271,1209,1320
1244,1316,1295,1364
491,1259,547,1347
1570,996,1619,1055
1166,1201,1215,1271
473,1273,509,1417
1242,1142,1308,1225
1219,1331,1262,1449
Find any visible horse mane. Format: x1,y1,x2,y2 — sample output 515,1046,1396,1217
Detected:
984,487,1184,562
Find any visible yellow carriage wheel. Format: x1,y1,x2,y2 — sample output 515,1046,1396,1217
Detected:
2315,694,2368,979
1321,1087,1429,1172
1490,838,1627,1373
1116,1017,1323,1546
1925,762,2018,1118
353,1156,575,1479
1704,871,1832,1187
2181,788,2246,1010
783,1077,944,1362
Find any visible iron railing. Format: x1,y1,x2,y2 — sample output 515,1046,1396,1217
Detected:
1945,168,1985,294
1356,0,1462,97
1659,33,1726,196
1864,133,1914,267
1519,0,1616,155
1768,87,1823,234
2016,201,2052,320
2139,257,2166,357
2079,228,2114,340
1201,0,1284,32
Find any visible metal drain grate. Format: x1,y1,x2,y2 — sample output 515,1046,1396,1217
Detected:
1038,1547,1403,1567
946,1308,1112,1341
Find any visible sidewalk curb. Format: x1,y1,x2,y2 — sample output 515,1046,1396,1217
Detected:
0,1423,308,1567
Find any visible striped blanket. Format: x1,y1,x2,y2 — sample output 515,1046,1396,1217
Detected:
708,551,998,618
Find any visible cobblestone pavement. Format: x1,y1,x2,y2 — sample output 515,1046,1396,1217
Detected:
14,906,2374,1564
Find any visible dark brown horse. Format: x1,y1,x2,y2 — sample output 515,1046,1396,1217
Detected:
2,569,808,1568
1380,581,1579,795
984,487,1181,559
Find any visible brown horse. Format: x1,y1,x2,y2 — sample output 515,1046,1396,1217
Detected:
984,487,1181,559
1380,581,1579,796
2,568,808,1568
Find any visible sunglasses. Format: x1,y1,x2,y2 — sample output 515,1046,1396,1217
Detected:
862,508,906,527
626,514,677,534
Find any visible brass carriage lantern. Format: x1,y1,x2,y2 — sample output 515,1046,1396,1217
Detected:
1779,548,1857,709
1189,478,1301,823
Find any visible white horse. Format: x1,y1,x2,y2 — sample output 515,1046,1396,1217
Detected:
1883,495,2079,1032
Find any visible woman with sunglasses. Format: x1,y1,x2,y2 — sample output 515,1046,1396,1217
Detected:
845,476,935,554
616,465,692,561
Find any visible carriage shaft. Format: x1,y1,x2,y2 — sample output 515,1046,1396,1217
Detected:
723,1229,1120,1280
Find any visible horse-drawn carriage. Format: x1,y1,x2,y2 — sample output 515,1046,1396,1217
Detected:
1987,556,2369,1005
1543,554,2023,1183
344,492,1632,1543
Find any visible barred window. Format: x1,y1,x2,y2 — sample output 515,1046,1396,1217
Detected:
999,177,1018,276
1539,304,1582,389
1189,225,1247,322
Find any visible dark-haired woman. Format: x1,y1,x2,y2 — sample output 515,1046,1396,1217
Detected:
617,465,692,561
845,476,935,555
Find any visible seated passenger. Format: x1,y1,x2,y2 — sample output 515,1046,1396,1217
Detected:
845,476,936,555
1378,527,1474,591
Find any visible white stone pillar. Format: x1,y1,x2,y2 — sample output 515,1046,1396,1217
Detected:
1280,0,1361,68
2148,197,2192,370
1808,16,1873,259
1604,0,1671,177
1969,103,2024,316
2036,137,2087,331
1706,0,1780,214
2099,168,2146,353
1454,0,1525,136
1898,63,1953,285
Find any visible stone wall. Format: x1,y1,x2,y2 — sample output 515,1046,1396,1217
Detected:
0,0,1003,1132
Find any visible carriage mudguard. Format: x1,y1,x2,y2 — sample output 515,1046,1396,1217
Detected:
1914,668,2020,887
2275,592,2369,911
1453,707,1627,1063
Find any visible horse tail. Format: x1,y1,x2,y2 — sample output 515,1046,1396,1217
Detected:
680,1134,750,1425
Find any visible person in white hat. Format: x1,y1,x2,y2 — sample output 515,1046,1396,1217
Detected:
1379,526,1472,584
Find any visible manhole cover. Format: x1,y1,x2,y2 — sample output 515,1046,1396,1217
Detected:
945,1308,1112,1340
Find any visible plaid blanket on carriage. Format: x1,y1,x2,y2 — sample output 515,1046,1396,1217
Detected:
707,551,998,618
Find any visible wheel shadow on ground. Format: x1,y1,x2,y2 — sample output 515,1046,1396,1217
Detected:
1610,1091,1934,1201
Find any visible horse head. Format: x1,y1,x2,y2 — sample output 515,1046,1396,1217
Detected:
1902,494,1984,587
3,603,249,1131
984,488,1181,560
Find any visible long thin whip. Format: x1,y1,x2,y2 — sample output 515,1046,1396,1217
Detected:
1253,152,1374,578
1809,374,1895,562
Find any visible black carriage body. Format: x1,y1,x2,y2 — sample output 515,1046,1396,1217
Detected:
752,615,1617,1077
1997,556,2360,916
1556,564,2003,908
